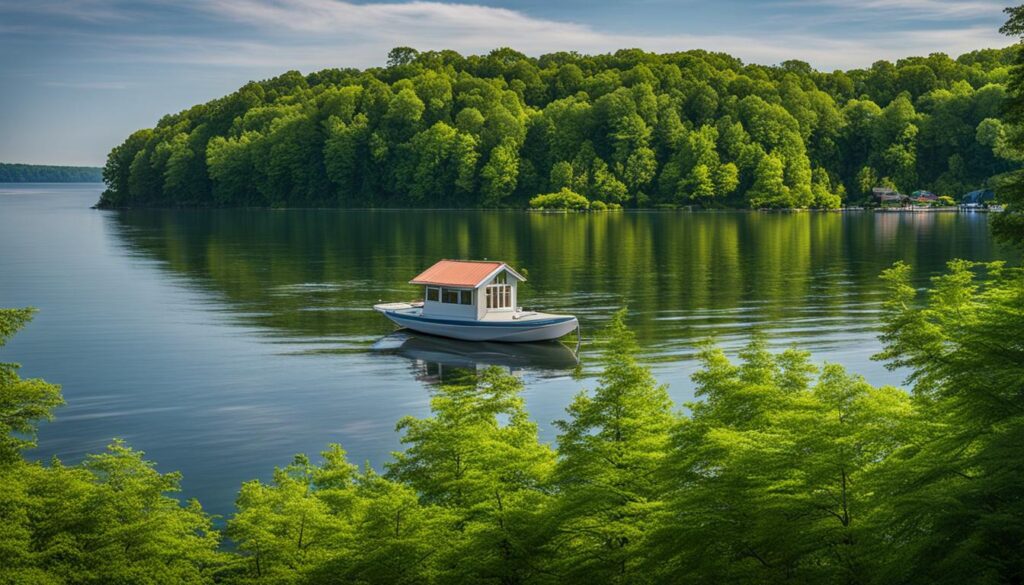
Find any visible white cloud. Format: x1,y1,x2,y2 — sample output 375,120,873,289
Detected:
0,0,1013,71
202,0,576,35
90,0,1007,72
778,0,1005,21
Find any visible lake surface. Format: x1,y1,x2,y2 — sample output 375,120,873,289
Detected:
1,183,1017,517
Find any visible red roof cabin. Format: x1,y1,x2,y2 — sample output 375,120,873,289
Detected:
410,260,527,321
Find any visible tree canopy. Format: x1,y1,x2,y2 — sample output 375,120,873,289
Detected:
993,6,1024,244
98,46,1018,210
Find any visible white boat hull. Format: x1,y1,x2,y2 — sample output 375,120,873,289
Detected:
378,309,578,342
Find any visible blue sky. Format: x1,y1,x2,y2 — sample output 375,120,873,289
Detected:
0,0,1014,166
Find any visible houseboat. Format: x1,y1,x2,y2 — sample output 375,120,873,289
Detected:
373,259,579,342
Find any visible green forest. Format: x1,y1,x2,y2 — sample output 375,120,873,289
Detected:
0,163,102,183
2,260,1023,584
98,45,1020,209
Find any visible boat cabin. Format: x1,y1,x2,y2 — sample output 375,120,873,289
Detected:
410,259,526,321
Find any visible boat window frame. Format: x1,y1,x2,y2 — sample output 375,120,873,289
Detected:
485,284,512,309
441,288,461,304
431,286,473,305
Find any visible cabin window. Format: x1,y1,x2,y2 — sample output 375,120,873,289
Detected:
438,288,472,305
441,288,461,304
493,271,508,285
485,284,512,309
426,287,439,302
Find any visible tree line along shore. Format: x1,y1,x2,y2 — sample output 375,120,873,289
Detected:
97,46,1019,211
0,163,102,183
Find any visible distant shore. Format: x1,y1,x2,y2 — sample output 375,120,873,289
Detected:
0,163,102,183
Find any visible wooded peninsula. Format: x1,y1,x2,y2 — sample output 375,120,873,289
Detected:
98,46,1019,209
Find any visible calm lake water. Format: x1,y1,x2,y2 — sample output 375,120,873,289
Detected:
1,183,1017,517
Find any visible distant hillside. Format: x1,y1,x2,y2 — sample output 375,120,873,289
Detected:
0,162,103,183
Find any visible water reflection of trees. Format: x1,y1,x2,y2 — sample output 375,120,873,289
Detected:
107,209,1013,354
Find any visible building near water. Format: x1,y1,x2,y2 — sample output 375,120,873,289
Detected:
961,189,995,207
873,187,907,205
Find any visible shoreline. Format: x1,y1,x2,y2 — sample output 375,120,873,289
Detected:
87,204,995,214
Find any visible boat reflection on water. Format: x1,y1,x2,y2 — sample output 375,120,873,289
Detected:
372,331,580,385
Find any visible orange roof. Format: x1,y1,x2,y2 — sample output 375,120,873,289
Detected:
410,260,522,288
